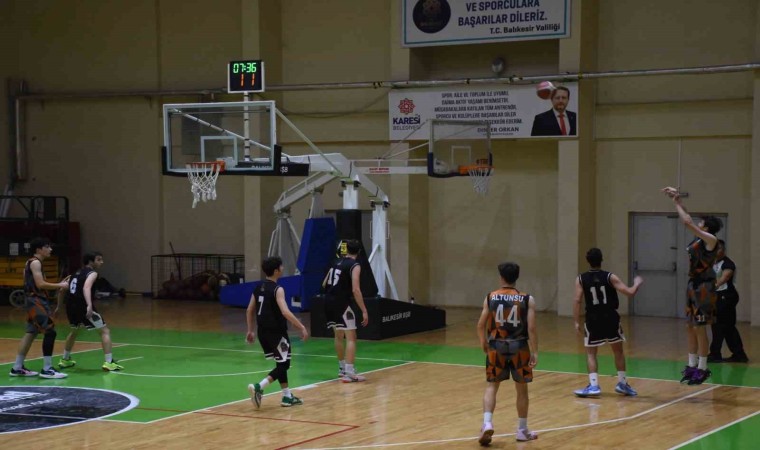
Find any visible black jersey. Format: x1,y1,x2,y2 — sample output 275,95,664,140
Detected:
253,280,287,333
24,257,48,299
486,287,530,342
324,257,359,302
67,266,95,307
579,270,620,316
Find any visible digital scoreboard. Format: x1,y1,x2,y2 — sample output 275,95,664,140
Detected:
227,60,265,93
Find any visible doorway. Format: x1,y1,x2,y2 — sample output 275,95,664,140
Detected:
630,213,727,318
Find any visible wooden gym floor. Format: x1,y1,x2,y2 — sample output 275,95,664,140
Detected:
0,296,758,449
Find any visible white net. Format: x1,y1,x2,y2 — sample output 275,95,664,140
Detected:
467,165,493,196
187,162,224,208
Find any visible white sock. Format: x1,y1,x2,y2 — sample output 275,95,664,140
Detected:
105,353,113,363
688,353,697,367
518,417,528,430
346,363,355,375
14,355,24,371
282,388,292,398
589,372,599,387
63,350,72,360
259,378,270,390
617,371,627,384
698,356,708,370
43,356,53,370
339,360,346,370
484,412,493,424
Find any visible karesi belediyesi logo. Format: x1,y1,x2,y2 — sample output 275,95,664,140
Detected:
393,98,421,126
398,98,415,114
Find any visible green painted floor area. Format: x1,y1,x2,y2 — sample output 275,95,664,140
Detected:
1,322,758,448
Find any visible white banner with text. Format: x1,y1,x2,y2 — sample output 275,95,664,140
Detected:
402,0,571,47
388,82,579,140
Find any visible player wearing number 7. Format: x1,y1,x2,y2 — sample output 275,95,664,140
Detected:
247,256,309,409
476,262,538,445
573,248,643,398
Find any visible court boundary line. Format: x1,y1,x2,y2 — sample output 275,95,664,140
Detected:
124,362,415,425
2,337,757,391
667,409,760,450
299,384,721,449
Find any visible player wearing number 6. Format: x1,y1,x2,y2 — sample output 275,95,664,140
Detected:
57,252,123,372
573,248,643,398
476,262,538,445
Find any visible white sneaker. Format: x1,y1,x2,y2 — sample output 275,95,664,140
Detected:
39,368,68,379
479,422,494,446
341,373,366,383
516,428,538,441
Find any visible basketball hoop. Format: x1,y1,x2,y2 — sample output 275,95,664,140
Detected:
187,161,225,208
460,161,493,196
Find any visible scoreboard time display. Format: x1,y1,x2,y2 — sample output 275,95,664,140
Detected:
227,60,265,93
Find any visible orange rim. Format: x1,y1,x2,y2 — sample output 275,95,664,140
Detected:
458,164,493,176
188,161,225,172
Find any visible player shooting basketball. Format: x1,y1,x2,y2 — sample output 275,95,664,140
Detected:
662,186,721,385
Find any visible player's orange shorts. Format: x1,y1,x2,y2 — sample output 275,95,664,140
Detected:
686,279,717,326
486,339,532,383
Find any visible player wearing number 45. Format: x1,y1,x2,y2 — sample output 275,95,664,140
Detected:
476,262,539,445
247,256,309,409
573,248,643,398
57,252,123,372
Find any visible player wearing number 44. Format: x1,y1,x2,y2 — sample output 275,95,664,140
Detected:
573,248,643,398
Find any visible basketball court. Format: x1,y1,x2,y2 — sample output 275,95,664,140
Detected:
0,298,757,449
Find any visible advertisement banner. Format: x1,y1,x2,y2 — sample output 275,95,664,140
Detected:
388,82,579,140
402,0,571,47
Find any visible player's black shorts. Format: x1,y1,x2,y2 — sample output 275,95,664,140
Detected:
325,296,357,331
584,311,625,347
258,329,291,362
66,302,106,329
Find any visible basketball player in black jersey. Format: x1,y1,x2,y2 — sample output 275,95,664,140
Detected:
247,256,308,408
323,239,369,382
57,252,123,372
573,248,643,397
9,237,70,379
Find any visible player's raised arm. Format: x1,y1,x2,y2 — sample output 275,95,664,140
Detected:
661,187,717,250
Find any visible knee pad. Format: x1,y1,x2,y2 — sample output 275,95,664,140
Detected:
42,329,57,355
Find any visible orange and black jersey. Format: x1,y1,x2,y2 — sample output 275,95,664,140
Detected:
486,287,530,341
687,238,717,281
23,257,48,299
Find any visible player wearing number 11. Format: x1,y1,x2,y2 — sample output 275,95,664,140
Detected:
573,248,643,398
476,262,538,445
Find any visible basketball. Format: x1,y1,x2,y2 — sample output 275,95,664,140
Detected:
536,81,555,99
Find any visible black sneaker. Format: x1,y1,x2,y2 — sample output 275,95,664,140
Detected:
9,366,39,377
725,354,749,363
707,354,724,363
